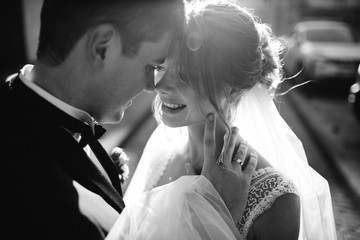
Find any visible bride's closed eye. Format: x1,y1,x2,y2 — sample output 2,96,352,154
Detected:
154,65,166,85
146,64,166,73
154,65,166,73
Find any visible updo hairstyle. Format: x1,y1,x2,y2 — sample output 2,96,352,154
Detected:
154,0,284,126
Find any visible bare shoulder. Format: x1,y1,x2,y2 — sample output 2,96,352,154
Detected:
240,166,301,240
252,191,300,240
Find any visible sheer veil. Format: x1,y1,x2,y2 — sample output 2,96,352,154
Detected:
233,83,336,239
113,83,336,240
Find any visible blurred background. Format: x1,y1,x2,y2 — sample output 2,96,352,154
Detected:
1,0,359,239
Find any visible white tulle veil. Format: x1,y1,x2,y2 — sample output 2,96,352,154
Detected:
233,83,336,239
110,83,337,240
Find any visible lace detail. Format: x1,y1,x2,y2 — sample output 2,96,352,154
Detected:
145,155,172,191
144,137,186,191
237,167,299,238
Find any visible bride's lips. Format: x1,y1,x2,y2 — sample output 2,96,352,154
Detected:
161,101,187,114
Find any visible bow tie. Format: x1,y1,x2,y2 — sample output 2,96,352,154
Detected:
62,118,124,197
78,122,106,148
65,120,124,197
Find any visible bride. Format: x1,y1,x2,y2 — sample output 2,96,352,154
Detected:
108,0,337,239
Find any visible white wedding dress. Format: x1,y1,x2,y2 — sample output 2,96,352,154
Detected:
107,84,337,240
107,175,241,240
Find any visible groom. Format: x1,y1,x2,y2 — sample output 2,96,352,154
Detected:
0,0,255,239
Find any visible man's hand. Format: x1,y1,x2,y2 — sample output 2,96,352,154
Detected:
201,113,258,225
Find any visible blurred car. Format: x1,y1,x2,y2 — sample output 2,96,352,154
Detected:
348,64,360,121
283,20,360,86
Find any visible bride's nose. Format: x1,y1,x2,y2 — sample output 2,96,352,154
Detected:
155,71,177,95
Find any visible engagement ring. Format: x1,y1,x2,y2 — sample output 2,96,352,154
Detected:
235,159,243,165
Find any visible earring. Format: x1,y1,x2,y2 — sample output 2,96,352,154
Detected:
226,106,232,122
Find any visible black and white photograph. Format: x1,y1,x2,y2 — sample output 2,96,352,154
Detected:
1,0,359,239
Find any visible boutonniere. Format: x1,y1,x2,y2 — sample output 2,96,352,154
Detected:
110,147,130,184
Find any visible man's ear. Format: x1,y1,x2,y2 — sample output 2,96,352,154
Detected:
87,24,118,68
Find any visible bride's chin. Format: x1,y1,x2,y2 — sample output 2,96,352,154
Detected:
162,115,205,128
162,117,186,128
163,120,182,128
103,110,125,124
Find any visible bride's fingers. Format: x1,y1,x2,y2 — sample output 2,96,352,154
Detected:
203,113,216,170
243,151,258,178
224,127,238,166
233,140,249,167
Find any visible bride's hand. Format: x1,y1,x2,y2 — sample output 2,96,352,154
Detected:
201,113,258,225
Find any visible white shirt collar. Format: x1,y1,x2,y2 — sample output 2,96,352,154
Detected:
19,64,96,133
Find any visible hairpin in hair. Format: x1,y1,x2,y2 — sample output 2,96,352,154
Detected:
187,31,202,51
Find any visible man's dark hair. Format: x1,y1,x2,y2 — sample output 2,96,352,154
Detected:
37,0,185,66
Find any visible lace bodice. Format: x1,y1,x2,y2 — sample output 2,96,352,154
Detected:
237,167,299,238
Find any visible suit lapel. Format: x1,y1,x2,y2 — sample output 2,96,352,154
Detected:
6,75,125,212
52,127,125,212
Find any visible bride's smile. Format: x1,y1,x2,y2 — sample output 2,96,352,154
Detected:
161,101,187,113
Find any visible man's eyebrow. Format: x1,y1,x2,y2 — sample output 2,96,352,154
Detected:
153,57,165,64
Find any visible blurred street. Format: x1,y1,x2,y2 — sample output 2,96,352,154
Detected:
279,82,360,240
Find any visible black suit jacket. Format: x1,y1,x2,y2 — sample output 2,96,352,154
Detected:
0,74,125,239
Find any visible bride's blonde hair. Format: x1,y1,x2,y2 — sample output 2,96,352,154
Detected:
153,0,284,127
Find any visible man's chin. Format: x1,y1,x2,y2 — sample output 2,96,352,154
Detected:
101,111,125,125
113,111,125,123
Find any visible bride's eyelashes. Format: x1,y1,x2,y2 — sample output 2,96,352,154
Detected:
154,65,166,78
146,64,166,73
155,65,166,72
147,64,166,85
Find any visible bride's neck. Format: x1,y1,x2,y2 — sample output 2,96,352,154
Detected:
186,118,228,172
